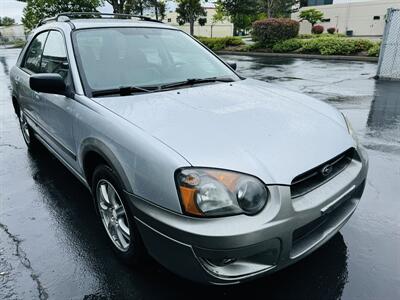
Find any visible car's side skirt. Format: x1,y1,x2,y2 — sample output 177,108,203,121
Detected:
34,132,90,190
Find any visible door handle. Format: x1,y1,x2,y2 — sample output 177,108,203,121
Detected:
33,92,40,100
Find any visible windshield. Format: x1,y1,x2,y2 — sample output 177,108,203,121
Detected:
72,27,239,93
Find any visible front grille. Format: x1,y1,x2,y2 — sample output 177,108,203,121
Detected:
291,148,355,198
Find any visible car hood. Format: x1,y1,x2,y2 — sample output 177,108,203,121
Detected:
95,79,355,184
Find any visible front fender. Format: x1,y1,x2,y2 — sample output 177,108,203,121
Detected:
79,137,132,192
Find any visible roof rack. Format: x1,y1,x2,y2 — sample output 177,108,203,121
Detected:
37,12,163,27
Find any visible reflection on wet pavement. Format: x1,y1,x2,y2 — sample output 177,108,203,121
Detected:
1,49,399,299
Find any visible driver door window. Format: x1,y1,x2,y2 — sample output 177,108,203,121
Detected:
40,31,69,80
23,32,48,73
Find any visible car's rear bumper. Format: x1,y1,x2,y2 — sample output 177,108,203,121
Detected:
125,147,368,285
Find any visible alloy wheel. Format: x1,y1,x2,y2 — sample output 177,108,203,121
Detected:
19,111,31,144
96,179,131,252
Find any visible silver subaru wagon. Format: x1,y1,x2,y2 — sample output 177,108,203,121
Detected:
10,13,368,285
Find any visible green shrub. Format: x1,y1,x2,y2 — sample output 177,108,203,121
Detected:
225,37,245,46
301,38,352,55
298,34,314,39
236,33,376,56
368,42,381,57
12,38,26,48
196,36,244,51
272,39,303,53
352,39,374,52
252,18,299,47
300,37,376,55
300,38,320,53
298,33,345,39
243,42,263,52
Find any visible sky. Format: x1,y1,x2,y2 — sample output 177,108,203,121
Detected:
0,0,26,23
0,0,114,23
0,0,377,24
0,0,186,24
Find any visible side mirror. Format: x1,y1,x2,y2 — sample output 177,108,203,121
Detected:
30,73,66,95
227,61,237,70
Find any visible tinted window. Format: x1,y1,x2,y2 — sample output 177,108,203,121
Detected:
23,32,48,73
41,31,69,79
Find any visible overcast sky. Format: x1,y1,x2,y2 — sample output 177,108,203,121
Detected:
0,0,115,23
0,0,376,24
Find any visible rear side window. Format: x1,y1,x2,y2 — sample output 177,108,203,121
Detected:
41,31,69,79
23,31,48,73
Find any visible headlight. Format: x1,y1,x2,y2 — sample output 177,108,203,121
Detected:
342,113,359,144
176,168,268,217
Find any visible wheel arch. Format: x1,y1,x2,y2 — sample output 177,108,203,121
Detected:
12,96,20,117
80,138,132,193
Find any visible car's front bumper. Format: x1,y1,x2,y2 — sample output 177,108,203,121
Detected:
125,147,368,285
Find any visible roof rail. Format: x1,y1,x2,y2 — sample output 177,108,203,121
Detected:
37,12,163,27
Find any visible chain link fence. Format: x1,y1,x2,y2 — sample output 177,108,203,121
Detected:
377,8,400,80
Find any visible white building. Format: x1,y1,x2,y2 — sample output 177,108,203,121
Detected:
146,4,234,37
293,0,400,38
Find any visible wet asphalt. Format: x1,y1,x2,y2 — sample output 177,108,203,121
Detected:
0,49,399,300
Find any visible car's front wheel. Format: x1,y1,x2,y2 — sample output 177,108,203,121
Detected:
18,110,40,151
92,165,147,265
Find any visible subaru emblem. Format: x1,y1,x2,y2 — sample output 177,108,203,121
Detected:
321,165,333,177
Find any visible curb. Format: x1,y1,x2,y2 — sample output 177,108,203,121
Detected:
216,51,379,62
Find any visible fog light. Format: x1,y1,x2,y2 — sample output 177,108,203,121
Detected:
204,257,237,267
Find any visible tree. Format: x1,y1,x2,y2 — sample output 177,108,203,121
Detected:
217,0,305,34
0,17,16,27
215,0,259,35
124,0,150,15
147,0,166,20
198,17,206,26
261,0,299,18
105,0,129,13
299,8,324,28
22,0,101,31
157,1,166,20
176,0,206,35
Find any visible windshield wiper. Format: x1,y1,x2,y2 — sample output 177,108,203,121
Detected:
159,77,235,90
91,77,236,97
92,85,156,97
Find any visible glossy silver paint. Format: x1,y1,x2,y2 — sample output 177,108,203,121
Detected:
95,78,354,185
10,18,368,284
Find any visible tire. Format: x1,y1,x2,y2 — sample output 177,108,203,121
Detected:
92,164,147,265
18,110,40,152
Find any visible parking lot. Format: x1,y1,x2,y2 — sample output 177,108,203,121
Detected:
1,48,399,299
